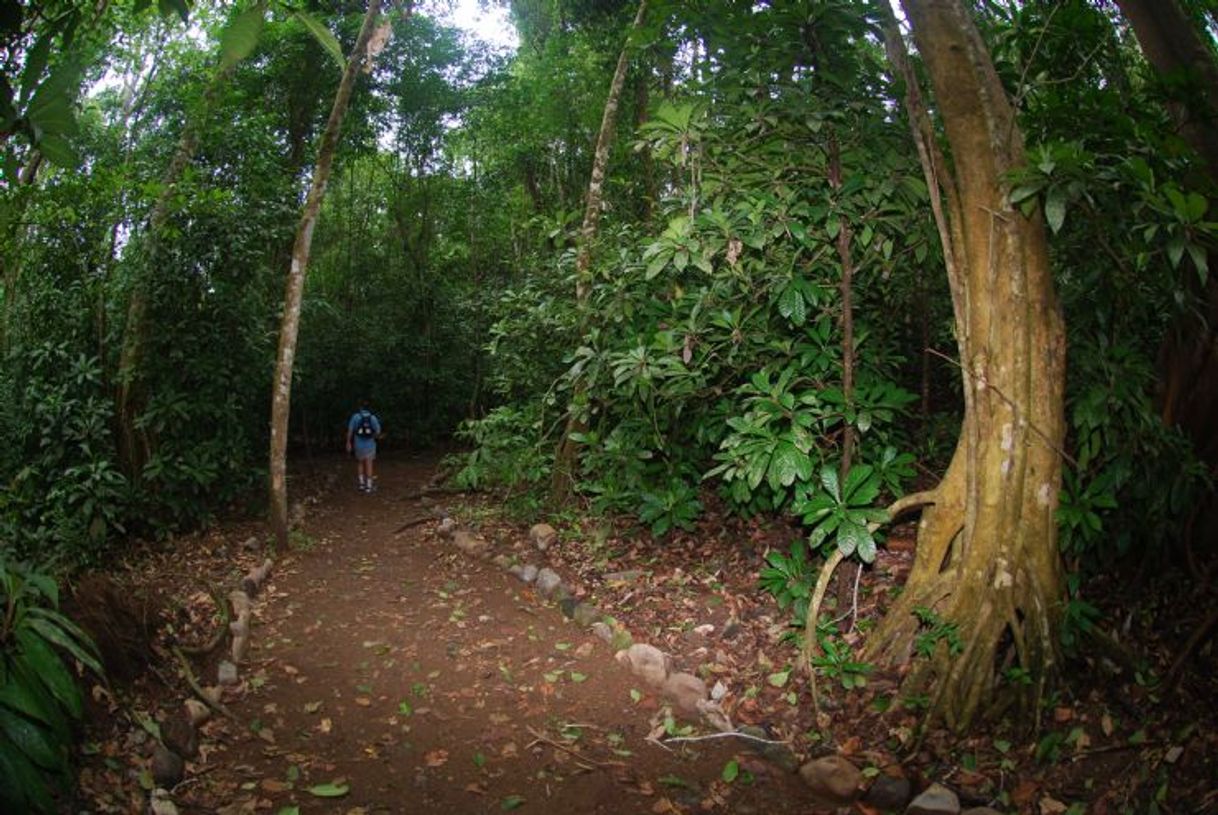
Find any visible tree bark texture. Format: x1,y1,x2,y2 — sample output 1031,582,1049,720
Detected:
549,0,649,505
1115,0,1218,548
867,0,1068,732
269,0,390,549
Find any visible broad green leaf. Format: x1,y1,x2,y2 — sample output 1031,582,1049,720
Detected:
819,465,839,501
33,133,77,168
645,253,668,280
767,670,789,687
307,781,349,797
746,449,770,492
857,530,877,564
0,733,55,814
24,573,58,607
276,808,300,815
1167,237,1185,269
15,629,81,719
19,35,53,104
220,6,266,69
842,464,877,504
25,615,101,676
501,795,525,810
837,520,866,557
0,659,64,733
1044,188,1066,234
1008,182,1043,205
768,442,809,489
292,10,345,71
722,759,739,782
778,285,806,325
856,411,872,433
1186,242,1208,283
26,70,79,138
0,706,61,770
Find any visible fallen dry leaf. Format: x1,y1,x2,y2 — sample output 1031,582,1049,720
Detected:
424,749,449,767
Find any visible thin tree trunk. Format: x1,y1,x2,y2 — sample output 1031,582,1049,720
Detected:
550,0,649,505
831,134,860,615
269,0,393,549
868,0,1068,732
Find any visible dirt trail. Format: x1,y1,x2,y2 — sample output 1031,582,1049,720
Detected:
175,455,806,814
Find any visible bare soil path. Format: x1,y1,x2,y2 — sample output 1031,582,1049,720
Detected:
165,455,807,814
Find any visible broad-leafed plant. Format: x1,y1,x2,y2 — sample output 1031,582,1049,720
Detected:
0,559,103,813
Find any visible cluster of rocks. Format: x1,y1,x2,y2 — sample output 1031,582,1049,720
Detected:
436,519,734,730
434,515,1007,815
800,755,1004,813
149,555,274,815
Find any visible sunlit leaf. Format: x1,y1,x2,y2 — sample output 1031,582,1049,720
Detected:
292,10,345,71
220,5,266,69
307,781,349,797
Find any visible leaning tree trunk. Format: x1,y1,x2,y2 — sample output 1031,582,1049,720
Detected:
866,0,1068,732
1115,0,1218,550
269,0,391,550
549,0,649,505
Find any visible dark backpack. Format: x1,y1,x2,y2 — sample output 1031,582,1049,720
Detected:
355,411,377,438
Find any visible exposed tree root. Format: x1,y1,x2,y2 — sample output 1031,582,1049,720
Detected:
801,490,942,712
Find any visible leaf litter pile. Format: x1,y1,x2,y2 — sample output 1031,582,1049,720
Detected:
71,456,1216,813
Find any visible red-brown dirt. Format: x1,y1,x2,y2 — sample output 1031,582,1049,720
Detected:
71,453,1218,814
76,455,809,814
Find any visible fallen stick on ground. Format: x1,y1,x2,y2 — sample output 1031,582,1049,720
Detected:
525,725,623,769
393,514,434,534
171,646,237,722
659,730,790,747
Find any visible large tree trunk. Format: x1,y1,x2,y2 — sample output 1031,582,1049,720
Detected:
867,0,1068,732
1115,0,1218,549
549,0,648,505
268,1,392,549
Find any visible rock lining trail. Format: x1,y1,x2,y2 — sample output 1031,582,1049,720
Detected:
170,455,809,814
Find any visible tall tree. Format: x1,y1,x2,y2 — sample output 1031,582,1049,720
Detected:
866,0,1068,731
268,0,396,549
549,0,648,505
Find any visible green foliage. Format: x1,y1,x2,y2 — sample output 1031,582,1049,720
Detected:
793,465,889,564
912,606,963,659
0,344,130,564
0,560,103,813
452,405,550,497
758,540,815,626
811,635,873,691
637,477,702,537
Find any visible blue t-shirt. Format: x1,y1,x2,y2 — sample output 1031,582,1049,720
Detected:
348,410,382,454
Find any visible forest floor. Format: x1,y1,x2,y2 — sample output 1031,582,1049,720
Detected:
70,453,1217,814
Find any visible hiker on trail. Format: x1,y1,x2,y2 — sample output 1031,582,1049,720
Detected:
346,401,382,493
